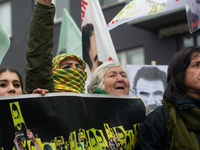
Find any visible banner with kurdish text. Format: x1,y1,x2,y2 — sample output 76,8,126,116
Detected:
0,93,146,150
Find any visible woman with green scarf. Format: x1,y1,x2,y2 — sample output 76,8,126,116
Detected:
137,46,200,150
87,61,130,95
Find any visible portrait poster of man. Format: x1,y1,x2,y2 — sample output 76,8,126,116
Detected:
54,136,66,150
127,65,168,111
42,143,56,150
95,129,109,149
126,130,134,150
86,128,102,150
70,131,77,150
186,0,200,33
81,0,119,89
113,126,126,149
9,102,27,141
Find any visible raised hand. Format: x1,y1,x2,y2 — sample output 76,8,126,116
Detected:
37,0,52,5
32,88,49,96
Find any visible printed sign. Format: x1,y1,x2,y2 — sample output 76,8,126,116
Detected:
127,65,168,111
0,93,145,149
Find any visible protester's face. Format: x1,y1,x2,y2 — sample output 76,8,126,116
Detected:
103,66,130,95
89,31,99,73
0,71,22,96
136,78,164,109
184,52,200,98
60,57,83,70
13,109,22,131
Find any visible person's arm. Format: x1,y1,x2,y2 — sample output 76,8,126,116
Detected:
38,0,52,5
136,106,170,150
13,132,24,150
32,88,49,95
24,0,55,94
27,129,42,150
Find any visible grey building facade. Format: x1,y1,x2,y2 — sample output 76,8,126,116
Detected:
0,0,199,83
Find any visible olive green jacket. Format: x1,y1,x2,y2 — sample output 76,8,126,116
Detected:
24,2,55,94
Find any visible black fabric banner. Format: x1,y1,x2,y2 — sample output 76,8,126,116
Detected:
0,93,146,150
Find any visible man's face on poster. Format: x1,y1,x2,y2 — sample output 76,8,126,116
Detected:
89,31,100,73
90,137,97,147
12,109,22,131
136,78,164,110
96,131,103,144
56,138,64,147
71,133,76,149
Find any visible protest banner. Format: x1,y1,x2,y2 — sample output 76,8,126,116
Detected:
105,0,187,31
0,93,146,150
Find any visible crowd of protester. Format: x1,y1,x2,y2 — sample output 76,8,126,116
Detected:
1,0,200,149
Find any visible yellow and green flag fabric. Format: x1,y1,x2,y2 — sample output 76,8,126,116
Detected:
57,8,82,57
0,22,10,65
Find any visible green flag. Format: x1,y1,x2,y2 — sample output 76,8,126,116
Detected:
0,23,10,65
57,8,82,57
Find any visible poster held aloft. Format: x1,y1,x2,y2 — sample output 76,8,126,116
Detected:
185,0,200,33
127,64,168,111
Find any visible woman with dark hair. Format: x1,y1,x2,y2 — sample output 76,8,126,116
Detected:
137,46,200,150
0,67,23,96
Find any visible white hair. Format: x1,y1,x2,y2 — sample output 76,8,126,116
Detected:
87,61,121,93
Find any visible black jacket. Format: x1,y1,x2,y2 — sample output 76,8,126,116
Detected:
136,96,200,150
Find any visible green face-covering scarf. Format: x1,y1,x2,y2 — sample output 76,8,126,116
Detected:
52,53,87,93
162,99,200,150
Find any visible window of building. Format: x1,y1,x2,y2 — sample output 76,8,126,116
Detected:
179,32,200,48
52,0,70,23
35,0,70,23
117,47,145,70
99,0,117,5
0,1,12,37
99,0,126,8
